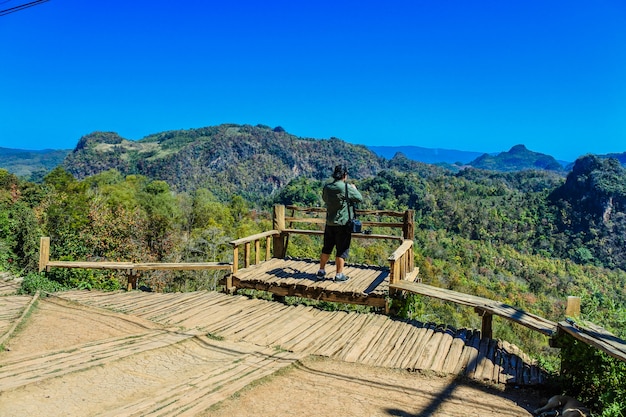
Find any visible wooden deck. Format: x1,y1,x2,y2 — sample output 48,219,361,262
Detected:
230,257,413,308
50,289,546,386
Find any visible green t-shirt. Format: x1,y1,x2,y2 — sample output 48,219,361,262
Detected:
322,180,363,226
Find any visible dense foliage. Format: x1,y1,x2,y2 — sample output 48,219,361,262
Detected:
2,129,626,414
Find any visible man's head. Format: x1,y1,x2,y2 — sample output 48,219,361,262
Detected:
332,164,348,180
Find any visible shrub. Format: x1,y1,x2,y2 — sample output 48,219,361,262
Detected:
18,272,66,295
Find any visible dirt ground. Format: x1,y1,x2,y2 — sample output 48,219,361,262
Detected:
0,294,545,417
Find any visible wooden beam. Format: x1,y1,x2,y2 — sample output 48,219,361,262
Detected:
558,320,626,362
273,205,286,258
390,281,557,336
565,296,581,318
477,308,493,339
38,237,50,273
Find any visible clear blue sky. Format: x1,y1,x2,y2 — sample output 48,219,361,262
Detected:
1,0,625,161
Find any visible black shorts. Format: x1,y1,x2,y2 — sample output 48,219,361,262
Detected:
321,225,352,259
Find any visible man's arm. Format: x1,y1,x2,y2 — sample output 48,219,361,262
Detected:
347,184,363,203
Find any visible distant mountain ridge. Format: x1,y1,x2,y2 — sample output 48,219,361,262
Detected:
367,145,485,164
0,147,71,179
468,144,565,172
2,126,626,183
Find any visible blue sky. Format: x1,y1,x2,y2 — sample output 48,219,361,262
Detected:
1,0,625,161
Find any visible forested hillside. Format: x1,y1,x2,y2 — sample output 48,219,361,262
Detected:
62,125,386,200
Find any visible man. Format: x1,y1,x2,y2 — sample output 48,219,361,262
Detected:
317,164,363,282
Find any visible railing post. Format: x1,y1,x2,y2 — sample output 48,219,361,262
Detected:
39,237,50,273
566,296,581,318
232,246,239,274
273,204,286,258
403,210,415,240
244,242,251,268
476,308,493,339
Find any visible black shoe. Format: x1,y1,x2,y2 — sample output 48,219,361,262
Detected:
334,274,349,282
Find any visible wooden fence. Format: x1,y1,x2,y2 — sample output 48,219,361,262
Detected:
38,237,232,290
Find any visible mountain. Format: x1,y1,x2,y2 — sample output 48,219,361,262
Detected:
549,154,626,267
368,145,484,164
62,125,388,199
0,147,71,180
603,151,626,166
467,144,565,172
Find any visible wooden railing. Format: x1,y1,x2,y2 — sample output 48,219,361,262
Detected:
38,237,232,290
388,240,416,284
229,230,279,274
227,205,418,292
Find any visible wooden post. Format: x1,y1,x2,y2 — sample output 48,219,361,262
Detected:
232,246,239,274
255,239,261,265
566,296,581,318
265,236,271,261
389,259,398,285
273,204,286,258
127,272,139,291
476,308,493,339
39,237,50,273
403,210,415,240
227,246,238,293
244,242,251,268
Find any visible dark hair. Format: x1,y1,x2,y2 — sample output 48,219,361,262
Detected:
332,164,347,180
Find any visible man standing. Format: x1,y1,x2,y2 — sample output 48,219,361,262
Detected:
317,164,363,282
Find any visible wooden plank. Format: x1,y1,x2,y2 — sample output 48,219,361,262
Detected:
339,315,390,363
558,320,626,362
46,261,135,271
391,281,557,336
476,338,497,382
390,321,430,369
316,313,367,358
375,320,414,368
285,206,407,218
384,320,417,368
336,314,384,362
406,323,437,370
132,262,231,271
429,327,455,372
281,229,403,240
414,327,446,370
230,230,280,247
441,329,469,374
398,323,434,369
456,330,480,375
252,306,316,347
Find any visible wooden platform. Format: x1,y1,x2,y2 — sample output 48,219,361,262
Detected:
230,257,413,308
54,290,547,386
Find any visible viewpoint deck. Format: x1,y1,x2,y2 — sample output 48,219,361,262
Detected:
230,257,417,308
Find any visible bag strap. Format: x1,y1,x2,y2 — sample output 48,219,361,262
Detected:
345,181,354,221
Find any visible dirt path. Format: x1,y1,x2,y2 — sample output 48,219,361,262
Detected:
0,292,544,416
